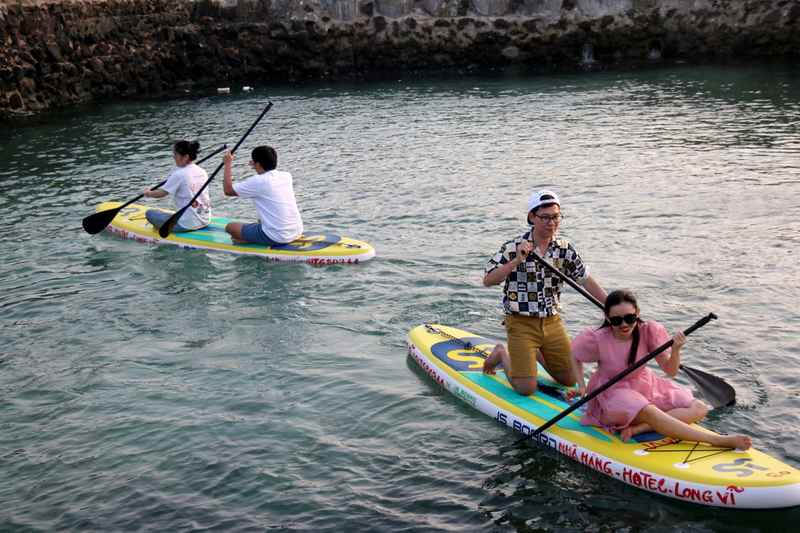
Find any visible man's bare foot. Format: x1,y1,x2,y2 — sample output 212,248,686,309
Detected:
620,422,651,442
714,434,752,451
483,345,503,374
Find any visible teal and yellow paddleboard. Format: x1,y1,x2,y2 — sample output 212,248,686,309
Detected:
407,324,800,509
95,202,375,264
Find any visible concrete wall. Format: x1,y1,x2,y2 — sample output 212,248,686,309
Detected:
2,0,798,116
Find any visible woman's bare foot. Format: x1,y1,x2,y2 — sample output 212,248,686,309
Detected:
713,434,752,451
620,422,652,442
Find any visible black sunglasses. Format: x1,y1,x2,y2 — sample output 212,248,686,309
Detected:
608,313,637,327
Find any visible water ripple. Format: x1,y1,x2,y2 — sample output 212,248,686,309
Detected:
2,59,800,531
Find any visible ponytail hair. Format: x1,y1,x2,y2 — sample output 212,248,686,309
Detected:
599,289,644,367
174,140,200,161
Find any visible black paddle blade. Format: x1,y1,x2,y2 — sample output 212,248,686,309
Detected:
158,208,183,238
82,208,120,235
680,365,735,409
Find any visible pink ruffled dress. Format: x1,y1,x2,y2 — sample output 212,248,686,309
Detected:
571,321,696,433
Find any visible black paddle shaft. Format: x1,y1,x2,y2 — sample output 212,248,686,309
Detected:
528,248,602,307
159,101,274,238
513,312,718,445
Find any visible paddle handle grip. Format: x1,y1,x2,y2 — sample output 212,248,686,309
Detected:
229,102,273,155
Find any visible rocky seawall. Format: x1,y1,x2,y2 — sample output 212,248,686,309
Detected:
2,0,798,116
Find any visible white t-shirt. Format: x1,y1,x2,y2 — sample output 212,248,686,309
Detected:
162,163,211,230
233,169,303,243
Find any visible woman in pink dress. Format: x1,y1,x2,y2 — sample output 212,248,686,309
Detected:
567,290,751,450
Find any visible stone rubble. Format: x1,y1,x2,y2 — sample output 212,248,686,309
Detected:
1,0,798,116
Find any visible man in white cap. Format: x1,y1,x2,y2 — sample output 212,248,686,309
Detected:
482,190,607,396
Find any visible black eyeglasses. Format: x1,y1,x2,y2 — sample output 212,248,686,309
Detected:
534,213,563,224
608,313,637,327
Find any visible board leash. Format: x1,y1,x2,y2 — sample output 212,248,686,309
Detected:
307,240,364,249
424,325,492,358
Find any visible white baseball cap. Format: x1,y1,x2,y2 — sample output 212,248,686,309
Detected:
528,190,560,212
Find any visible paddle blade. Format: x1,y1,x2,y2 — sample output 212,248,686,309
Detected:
158,209,183,238
82,208,120,235
680,365,735,409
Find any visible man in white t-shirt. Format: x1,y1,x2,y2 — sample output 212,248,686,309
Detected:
221,145,303,246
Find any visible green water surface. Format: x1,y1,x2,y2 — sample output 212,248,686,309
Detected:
1,58,799,532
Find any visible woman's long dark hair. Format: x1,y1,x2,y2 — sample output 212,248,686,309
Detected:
599,289,644,367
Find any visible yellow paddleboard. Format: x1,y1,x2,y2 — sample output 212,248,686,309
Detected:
95,202,375,264
407,324,800,509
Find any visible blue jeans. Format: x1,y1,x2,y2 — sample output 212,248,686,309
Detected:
145,209,196,233
240,223,287,246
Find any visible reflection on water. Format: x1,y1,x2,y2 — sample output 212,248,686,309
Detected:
1,58,800,531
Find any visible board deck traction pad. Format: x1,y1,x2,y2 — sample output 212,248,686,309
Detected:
407,323,800,509
96,202,375,263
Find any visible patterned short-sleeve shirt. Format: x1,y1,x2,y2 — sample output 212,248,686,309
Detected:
485,231,590,317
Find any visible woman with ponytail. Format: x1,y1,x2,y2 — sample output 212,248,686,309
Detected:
567,290,751,450
143,140,211,232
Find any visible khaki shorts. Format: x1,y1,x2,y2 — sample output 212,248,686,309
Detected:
504,314,572,378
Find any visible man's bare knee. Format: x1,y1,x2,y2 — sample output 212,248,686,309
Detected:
511,377,538,396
